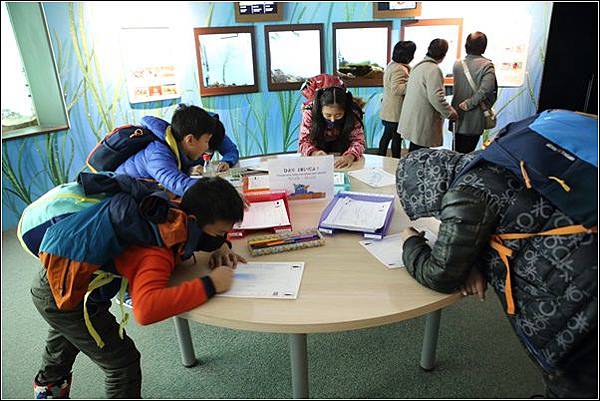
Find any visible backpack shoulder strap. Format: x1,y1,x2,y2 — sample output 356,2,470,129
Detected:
461,60,478,92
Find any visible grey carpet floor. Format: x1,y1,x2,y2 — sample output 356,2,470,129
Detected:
1,230,544,398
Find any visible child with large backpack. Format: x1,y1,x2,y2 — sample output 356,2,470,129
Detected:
298,74,366,169
395,109,597,398
86,104,240,197
21,174,246,398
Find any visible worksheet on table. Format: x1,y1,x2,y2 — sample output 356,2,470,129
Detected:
247,174,270,190
233,199,290,230
322,197,392,231
348,168,396,187
218,262,305,299
359,230,437,269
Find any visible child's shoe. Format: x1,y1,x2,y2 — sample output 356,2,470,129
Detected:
33,372,72,399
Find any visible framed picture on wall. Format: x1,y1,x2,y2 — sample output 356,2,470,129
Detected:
194,26,259,97
120,27,181,104
265,24,324,91
333,21,392,87
400,18,463,86
373,2,422,19
234,2,284,22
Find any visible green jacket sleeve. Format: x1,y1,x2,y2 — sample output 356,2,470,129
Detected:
402,186,498,293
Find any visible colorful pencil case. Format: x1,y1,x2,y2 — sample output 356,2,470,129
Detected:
247,229,325,257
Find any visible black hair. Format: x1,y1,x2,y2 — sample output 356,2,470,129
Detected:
426,39,449,61
392,41,417,64
180,177,244,228
170,104,216,142
208,118,225,152
465,32,487,56
309,87,363,152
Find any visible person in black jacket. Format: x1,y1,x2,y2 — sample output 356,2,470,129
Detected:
396,148,597,399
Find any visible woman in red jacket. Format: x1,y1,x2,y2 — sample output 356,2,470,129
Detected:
298,86,366,169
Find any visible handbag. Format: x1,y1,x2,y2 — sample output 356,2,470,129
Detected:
462,60,497,129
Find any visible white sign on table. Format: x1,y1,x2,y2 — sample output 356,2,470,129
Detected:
218,262,305,299
268,155,334,200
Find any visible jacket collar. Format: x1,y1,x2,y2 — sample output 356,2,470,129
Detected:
164,126,182,170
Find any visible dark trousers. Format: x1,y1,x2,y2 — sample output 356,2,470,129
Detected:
543,331,598,398
453,133,480,153
407,141,426,153
31,269,142,398
378,121,402,158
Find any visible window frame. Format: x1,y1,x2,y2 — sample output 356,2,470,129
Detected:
2,2,70,142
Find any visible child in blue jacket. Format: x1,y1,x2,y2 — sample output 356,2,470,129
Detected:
116,104,240,197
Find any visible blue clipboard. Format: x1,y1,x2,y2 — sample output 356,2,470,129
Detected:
318,191,395,239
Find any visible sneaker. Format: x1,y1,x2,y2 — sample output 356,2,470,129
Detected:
115,292,133,309
33,373,71,399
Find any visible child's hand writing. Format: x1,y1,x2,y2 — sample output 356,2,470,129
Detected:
208,266,235,293
209,246,247,269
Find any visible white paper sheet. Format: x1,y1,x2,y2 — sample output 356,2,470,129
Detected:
218,262,305,299
348,168,396,188
247,174,270,190
233,199,290,230
322,197,392,232
359,230,437,269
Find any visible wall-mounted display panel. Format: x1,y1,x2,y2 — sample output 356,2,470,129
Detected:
401,18,463,85
121,27,181,104
333,21,392,87
373,2,422,19
265,24,324,91
235,2,284,22
194,26,259,97
485,16,531,87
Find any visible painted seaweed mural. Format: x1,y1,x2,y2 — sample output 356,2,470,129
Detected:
2,2,554,230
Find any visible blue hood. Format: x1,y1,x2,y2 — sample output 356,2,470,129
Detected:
140,116,169,142
140,115,197,167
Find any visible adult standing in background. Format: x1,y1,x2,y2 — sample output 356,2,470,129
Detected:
398,39,458,152
378,41,416,158
451,32,498,153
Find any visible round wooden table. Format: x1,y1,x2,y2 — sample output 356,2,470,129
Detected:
169,154,461,398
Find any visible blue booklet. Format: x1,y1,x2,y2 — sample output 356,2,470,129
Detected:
318,191,395,239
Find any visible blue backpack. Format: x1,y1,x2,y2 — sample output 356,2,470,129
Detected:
86,125,158,173
457,109,597,228
86,112,223,173
455,109,598,316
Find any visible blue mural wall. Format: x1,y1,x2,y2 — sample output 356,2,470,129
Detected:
1,2,552,230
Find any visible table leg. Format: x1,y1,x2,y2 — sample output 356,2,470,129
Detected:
173,316,198,367
420,309,442,371
289,333,309,398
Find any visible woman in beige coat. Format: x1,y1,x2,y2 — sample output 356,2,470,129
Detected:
378,41,416,158
398,39,458,152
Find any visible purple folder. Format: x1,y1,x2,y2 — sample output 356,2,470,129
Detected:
318,191,395,240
